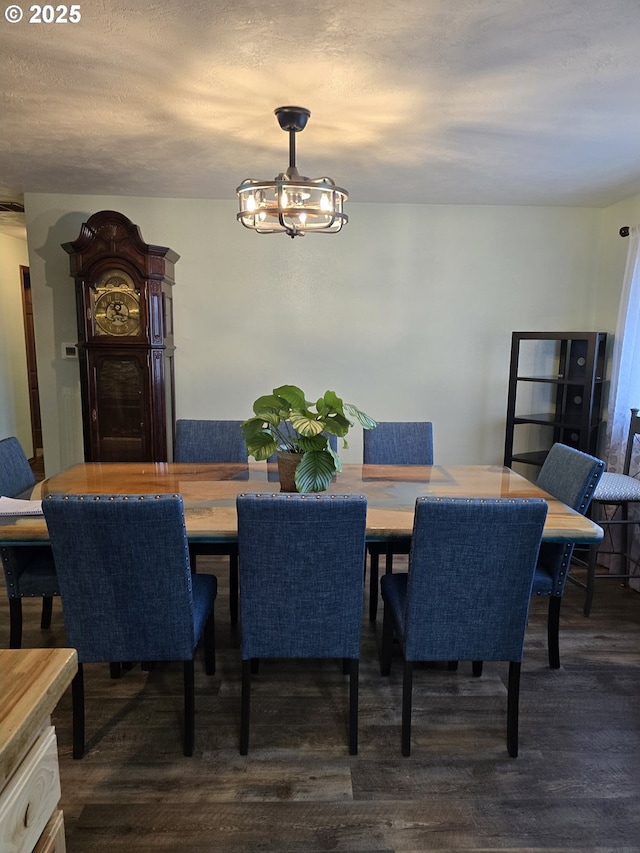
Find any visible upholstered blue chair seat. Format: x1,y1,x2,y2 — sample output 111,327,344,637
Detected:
379,572,407,639
531,562,554,593
237,492,367,755
43,493,217,757
533,443,605,667
592,472,640,501
174,419,247,464
174,419,247,623
380,496,548,757
191,574,218,634
2,547,59,597
1,436,59,647
363,421,434,621
0,437,39,497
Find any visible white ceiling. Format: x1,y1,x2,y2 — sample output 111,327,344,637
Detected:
1,0,640,238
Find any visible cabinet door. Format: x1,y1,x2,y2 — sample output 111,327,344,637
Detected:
86,351,151,462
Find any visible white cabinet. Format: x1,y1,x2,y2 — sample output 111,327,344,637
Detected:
0,649,77,853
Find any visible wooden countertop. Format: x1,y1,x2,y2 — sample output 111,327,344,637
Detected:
0,648,77,789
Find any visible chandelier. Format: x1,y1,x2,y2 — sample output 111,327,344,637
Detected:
236,106,348,238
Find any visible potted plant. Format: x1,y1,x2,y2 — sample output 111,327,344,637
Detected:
242,384,377,492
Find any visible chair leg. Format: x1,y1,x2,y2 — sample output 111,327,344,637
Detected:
621,503,630,583
349,658,359,755
8,598,22,649
401,659,413,757
385,543,394,574
72,664,85,759
203,608,216,676
40,595,53,629
548,596,562,669
507,661,521,757
472,660,483,677
584,544,597,617
380,605,394,676
240,659,251,755
369,550,380,621
183,659,195,757
229,548,239,624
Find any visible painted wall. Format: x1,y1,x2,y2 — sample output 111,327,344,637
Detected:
0,232,31,452
20,193,634,475
596,193,640,331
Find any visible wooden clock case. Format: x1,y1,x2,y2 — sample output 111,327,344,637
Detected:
62,210,179,462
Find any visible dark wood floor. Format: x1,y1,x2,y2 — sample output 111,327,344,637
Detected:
3,558,639,852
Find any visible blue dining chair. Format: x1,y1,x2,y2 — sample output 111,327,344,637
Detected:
174,418,247,623
533,443,605,668
363,421,434,621
0,436,59,648
42,493,217,758
236,493,368,755
380,496,548,757
174,419,248,464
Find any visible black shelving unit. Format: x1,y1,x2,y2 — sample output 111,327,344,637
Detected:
504,332,607,476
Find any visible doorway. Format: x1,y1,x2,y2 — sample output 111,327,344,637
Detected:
20,265,44,477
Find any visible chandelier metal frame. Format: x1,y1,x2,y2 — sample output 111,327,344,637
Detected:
236,106,349,238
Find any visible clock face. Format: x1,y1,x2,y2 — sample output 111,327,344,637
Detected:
93,269,141,337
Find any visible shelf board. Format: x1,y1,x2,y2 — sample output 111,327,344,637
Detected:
516,375,604,384
509,450,549,467
513,413,601,429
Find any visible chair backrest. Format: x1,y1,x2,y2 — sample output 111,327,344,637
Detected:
535,443,605,596
0,437,36,498
174,419,247,463
42,494,198,663
536,443,605,514
363,421,434,465
403,496,548,662
237,493,367,659
623,407,640,475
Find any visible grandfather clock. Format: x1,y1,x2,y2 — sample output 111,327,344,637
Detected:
63,210,179,462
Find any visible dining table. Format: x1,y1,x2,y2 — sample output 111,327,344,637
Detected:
0,461,604,547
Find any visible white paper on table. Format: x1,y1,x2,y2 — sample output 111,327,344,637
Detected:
0,496,44,516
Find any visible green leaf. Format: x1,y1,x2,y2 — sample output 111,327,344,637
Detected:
327,442,343,473
316,389,344,416
273,385,308,410
296,434,329,452
245,432,278,461
294,450,337,493
289,412,325,437
241,417,270,446
321,413,351,437
344,402,378,430
252,394,288,416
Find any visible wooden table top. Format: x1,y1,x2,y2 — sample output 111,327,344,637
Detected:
0,647,77,789
0,462,603,545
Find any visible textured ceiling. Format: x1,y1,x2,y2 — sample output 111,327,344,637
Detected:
1,0,640,239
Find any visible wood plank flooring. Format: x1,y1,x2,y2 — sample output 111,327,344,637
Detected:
2,557,639,852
